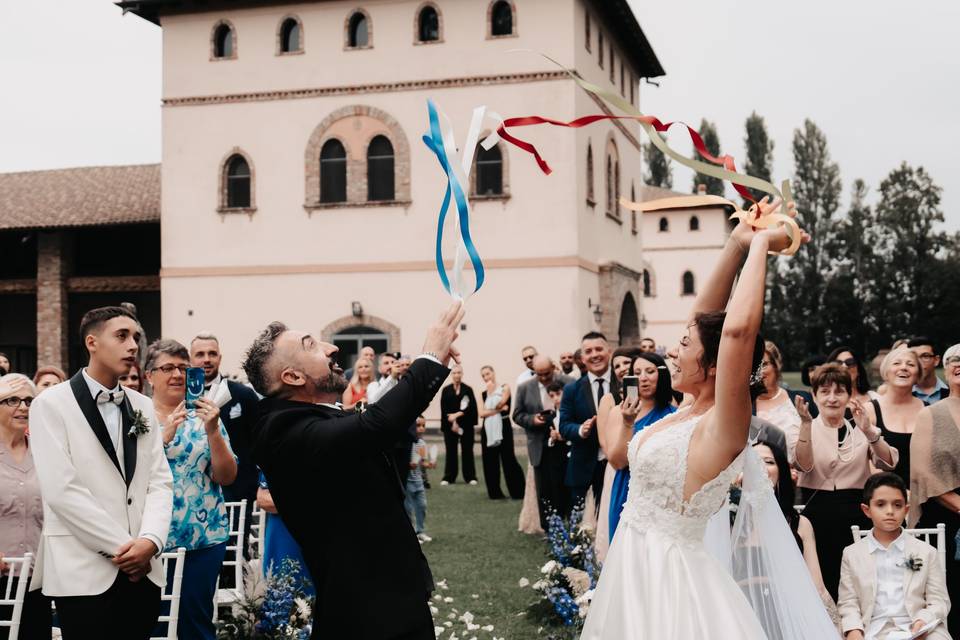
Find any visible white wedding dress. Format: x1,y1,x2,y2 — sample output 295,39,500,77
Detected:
581,413,767,639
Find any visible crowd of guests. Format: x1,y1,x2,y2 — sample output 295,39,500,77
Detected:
2,300,959,640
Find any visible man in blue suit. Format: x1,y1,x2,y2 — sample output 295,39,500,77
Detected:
559,331,617,513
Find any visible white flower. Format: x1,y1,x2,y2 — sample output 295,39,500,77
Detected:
575,588,595,605
518,577,530,588
481,625,494,631
532,579,548,591
444,596,454,603
294,596,311,622
562,567,591,597
540,560,558,574
571,544,582,555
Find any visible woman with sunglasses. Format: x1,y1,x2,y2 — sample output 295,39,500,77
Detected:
909,343,960,633
826,346,875,406
146,339,237,640
0,374,52,639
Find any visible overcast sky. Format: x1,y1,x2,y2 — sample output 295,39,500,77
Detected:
1,1,957,229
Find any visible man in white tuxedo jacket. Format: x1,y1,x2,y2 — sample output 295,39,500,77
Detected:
29,306,173,640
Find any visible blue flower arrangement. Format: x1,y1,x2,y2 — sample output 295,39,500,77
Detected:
217,558,313,640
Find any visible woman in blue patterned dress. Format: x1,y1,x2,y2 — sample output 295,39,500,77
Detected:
603,352,676,541
256,473,315,597
146,339,237,640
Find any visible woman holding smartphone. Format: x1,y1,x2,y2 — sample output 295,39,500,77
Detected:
600,352,677,542
147,339,238,640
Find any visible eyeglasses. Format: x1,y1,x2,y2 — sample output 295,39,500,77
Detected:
946,356,960,367
916,353,937,361
0,396,33,408
151,364,189,375
522,355,536,361
834,358,857,368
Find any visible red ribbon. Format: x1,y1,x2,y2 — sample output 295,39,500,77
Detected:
496,114,758,207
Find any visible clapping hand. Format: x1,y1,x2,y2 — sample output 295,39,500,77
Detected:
422,301,465,367
794,395,813,423
850,398,874,434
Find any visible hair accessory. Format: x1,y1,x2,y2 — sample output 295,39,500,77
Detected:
749,362,764,386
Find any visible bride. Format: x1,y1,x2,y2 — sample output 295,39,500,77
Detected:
582,199,826,639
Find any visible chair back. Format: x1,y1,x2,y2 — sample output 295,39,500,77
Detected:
0,553,34,640
851,523,947,578
151,547,186,640
222,499,247,589
249,503,265,559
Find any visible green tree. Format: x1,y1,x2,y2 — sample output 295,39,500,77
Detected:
743,111,774,206
763,119,842,365
690,119,724,196
643,141,672,189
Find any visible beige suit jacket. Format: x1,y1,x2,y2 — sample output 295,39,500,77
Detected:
28,380,173,596
838,534,950,638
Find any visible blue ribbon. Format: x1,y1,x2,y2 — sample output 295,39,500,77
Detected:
422,99,485,297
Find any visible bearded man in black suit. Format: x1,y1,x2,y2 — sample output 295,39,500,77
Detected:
245,303,463,640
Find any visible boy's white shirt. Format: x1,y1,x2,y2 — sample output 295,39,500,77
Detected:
838,528,951,638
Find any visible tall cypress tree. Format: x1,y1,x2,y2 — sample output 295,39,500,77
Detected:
743,111,774,206
690,119,724,196
643,141,672,189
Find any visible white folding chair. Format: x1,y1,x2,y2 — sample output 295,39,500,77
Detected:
249,503,265,560
215,499,248,617
851,523,947,578
0,553,34,640
151,547,186,640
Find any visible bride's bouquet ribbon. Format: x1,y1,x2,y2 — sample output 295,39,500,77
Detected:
485,53,801,256
423,100,504,299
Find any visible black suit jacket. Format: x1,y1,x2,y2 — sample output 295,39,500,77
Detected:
251,358,448,639
439,382,478,434
220,379,261,504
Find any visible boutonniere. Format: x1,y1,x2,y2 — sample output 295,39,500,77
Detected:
127,409,151,438
900,554,924,572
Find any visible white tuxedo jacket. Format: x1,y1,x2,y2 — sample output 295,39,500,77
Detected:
838,533,951,638
28,372,173,596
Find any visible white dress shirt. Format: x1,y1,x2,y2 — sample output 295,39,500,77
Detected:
82,369,124,465
866,529,913,639
582,369,612,461
515,369,535,387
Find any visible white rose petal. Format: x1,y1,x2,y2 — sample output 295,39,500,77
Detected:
481,625,494,631
518,577,530,588
447,613,457,620
471,594,479,599
444,597,454,603
434,594,443,601
444,621,452,627
430,606,439,614
435,627,446,636
466,622,479,631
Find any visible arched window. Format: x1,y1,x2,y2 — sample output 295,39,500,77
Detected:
367,135,395,201
682,271,696,296
643,269,652,297
213,23,235,59
606,155,613,212
614,160,621,215
417,6,440,42
320,139,347,203
348,11,369,48
332,325,390,372
586,142,594,203
659,217,669,232
224,155,250,208
475,145,503,196
279,17,302,53
689,215,700,231
631,184,637,233
490,1,514,36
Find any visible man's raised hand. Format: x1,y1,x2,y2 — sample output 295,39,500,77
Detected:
422,301,465,367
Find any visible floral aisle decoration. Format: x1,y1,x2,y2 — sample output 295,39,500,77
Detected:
429,578,503,640
518,503,600,636
216,558,314,640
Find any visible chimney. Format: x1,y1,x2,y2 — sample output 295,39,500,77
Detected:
696,184,707,195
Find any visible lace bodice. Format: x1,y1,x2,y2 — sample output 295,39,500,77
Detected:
619,413,743,546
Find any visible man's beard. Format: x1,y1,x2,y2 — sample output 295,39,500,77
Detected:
309,371,349,395
561,363,573,373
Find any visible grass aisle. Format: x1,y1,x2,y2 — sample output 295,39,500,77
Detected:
421,454,561,640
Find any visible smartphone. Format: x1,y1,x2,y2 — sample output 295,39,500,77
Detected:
622,375,639,401
185,366,206,414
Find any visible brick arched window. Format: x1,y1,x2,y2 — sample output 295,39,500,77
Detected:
320,139,347,203
278,16,303,54
367,135,395,201
682,270,696,296
489,0,515,37
212,21,236,59
219,150,254,211
347,10,370,48
416,4,441,43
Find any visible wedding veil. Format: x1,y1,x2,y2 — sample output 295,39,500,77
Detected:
705,446,839,639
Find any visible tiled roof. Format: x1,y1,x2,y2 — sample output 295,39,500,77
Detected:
0,164,160,230
639,184,687,201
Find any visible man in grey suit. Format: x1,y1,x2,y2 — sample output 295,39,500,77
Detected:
513,355,572,529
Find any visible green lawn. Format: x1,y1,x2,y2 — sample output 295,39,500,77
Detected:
421,454,568,640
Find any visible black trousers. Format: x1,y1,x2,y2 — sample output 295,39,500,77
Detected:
55,572,161,640
442,426,476,483
570,459,607,517
534,443,571,528
480,422,525,500
0,581,51,640
801,488,870,602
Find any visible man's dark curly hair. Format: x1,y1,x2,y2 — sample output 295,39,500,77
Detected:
242,321,288,397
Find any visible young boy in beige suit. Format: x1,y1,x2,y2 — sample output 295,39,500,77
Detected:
839,472,950,640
